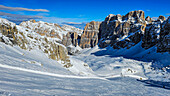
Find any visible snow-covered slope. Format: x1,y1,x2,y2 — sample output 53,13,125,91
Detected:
0,17,16,28
0,42,72,75
73,45,170,82
19,19,84,55
0,41,96,76
19,20,83,40
0,17,93,72
0,43,169,96
0,18,68,62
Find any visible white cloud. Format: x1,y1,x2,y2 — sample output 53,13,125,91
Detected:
0,12,43,24
0,5,49,12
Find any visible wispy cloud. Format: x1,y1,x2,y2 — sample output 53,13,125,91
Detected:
0,11,88,24
146,9,150,12
0,12,43,24
78,14,85,17
36,13,50,16
0,12,43,18
38,17,88,24
0,5,49,12
165,13,170,15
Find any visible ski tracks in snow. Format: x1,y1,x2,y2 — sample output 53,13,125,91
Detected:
0,63,147,81
0,64,107,80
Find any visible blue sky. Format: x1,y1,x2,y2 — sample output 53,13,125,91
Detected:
0,0,169,24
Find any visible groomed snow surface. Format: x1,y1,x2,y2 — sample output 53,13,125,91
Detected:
0,42,169,96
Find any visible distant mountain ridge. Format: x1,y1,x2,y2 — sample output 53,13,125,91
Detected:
0,10,169,66
61,22,87,30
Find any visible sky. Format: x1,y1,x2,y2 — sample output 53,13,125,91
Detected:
0,0,169,24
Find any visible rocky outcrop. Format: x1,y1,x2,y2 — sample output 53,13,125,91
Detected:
122,10,145,22
62,32,79,47
145,16,153,24
30,19,36,23
157,17,170,53
79,21,101,48
0,18,72,68
142,22,161,49
142,16,167,50
62,32,81,55
20,19,84,55
0,24,18,45
158,15,166,21
99,10,146,49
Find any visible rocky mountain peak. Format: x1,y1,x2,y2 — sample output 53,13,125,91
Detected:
145,16,153,24
105,14,115,21
157,15,166,21
30,19,36,23
122,10,145,21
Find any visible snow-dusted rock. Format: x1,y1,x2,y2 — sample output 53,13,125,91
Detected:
145,16,153,24
99,10,146,49
62,32,81,55
19,19,66,40
19,19,84,55
0,18,72,68
157,15,166,21
142,16,167,50
157,16,170,53
84,10,169,53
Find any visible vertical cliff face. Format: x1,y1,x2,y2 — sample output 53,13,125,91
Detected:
157,17,170,53
99,10,146,49
62,32,79,47
62,32,81,55
96,10,169,53
142,15,167,49
79,21,101,48
142,21,161,49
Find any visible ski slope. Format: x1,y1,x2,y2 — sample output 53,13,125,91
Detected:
0,63,106,80
0,63,169,96
0,43,169,96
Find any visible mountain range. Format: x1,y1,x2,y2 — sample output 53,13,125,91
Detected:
0,10,169,95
